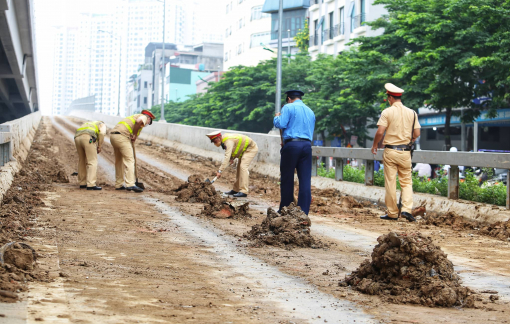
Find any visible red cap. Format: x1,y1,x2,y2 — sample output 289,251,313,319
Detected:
386,91,402,97
141,110,155,124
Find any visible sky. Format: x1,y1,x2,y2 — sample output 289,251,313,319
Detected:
33,0,219,115
34,0,123,114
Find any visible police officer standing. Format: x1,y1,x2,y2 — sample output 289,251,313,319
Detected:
371,83,421,222
274,90,316,215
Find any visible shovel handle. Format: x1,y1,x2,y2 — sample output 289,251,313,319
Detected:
210,176,218,184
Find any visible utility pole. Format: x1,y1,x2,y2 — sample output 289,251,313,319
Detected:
160,0,167,123
275,0,283,116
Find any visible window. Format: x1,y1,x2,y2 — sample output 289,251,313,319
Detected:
350,5,355,32
144,81,147,88
226,4,229,14
328,11,334,40
339,7,345,35
250,32,270,48
251,6,269,21
143,97,147,104
224,52,228,62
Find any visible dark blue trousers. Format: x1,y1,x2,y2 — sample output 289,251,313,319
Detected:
279,141,312,215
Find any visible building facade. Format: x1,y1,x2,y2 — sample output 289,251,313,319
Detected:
222,0,273,70
262,0,310,57
308,0,386,58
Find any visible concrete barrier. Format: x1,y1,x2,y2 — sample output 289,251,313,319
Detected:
69,110,510,224
0,111,42,202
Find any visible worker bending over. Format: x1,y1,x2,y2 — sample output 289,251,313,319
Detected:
206,131,259,198
110,110,155,192
74,120,106,190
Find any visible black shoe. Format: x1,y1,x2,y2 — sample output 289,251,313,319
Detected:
87,186,102,190
115,186,126,190
80,185,86,189
233,192,247,198
224,190,238,195
380,215,398,221
126,186,144,193
401,211,416,222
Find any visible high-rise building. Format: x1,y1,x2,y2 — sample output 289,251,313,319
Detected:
308,0,387,58
51,0,213,116
222,0,273,70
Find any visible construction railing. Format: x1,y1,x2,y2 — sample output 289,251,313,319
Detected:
311,147,510,209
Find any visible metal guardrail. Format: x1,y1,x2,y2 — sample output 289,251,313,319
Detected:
311,147,510,209
0,125,12,167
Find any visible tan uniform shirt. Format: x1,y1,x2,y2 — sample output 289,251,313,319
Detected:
219,134,254,172
377,102,421,146
112,115,149,138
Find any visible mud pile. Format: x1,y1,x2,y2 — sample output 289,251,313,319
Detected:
0,123,61,301
424,211,510,242
244,203,322,248
174,175,250,219
343,232,474,307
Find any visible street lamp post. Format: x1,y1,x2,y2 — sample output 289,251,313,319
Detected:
287,29,291,64
160,0,167,122
275,0,283,116
98,29,122,116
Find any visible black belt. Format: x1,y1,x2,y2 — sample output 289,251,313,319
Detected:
284,138,311,144
385,145,411,151
110,132,121,134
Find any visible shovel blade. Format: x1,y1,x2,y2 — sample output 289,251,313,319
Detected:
204,178,211,184
135,180,145,189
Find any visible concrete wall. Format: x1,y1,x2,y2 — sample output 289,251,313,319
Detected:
0,111,42,203
69,110,510,224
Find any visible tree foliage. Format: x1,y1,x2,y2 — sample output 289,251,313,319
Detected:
294,20,310,53
150,0,510,148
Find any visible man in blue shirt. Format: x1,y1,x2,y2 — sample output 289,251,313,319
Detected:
274,90,316,215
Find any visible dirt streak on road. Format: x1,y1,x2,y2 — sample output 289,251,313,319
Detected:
29,116,510,323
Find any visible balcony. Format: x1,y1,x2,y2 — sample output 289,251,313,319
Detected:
309,34,318,47
333,23,345,37
351,13,366,30
271,29,301,41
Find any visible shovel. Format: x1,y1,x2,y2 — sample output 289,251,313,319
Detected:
131,142,145,189
205,159,237,184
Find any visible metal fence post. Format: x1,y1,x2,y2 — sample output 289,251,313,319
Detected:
312,156,317,177
448,165,459,199
335,158,343,181
365,160,374,186
507,170,510,210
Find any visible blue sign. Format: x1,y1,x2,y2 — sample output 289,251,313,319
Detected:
330,137,342,147
313,140,324,146
419,108,510,127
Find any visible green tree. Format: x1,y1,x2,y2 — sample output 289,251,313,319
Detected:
294,20,310,53
356,0,510,148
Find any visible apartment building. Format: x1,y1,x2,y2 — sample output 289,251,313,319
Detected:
223,0,273,70
308,0,387,58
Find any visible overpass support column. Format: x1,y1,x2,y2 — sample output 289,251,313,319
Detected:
448,165,459,200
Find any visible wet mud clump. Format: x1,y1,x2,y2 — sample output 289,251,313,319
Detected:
343,232,474,307
424,211,510,242
174,175,250,219
245,203,322,248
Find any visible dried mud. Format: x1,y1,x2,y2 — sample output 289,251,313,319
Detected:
424,211,510,242
0,124,59,301
244,203,323,249
343,232,475,307
174,175,250,219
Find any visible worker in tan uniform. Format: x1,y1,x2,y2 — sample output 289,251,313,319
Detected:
206,131,259,198
110,110,155,192
74,121,106,190
371,83,421,222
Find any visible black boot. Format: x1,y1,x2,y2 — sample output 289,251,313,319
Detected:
401,211,416,222
80,185,86,189
115,186,126,190
380,215,398,221
224,190,238,195
87,186,102,190
126,186,144,193
233,192,247,198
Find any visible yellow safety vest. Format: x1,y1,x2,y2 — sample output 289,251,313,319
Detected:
75,121,102,138
222,133,250,159
117,114,143,136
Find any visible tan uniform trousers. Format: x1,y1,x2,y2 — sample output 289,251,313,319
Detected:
383,148,413,216
110,134,136,188
232,142,259,194
74,134,98,187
